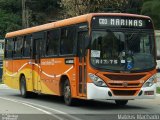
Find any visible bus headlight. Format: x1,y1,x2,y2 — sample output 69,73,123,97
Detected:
89,73,107,87
143,75,156,87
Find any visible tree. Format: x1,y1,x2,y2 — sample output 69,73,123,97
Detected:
0,10,21,38
0,0,22,38
0,0,21,14
60,0,123,18
141,0,160,29
60,0,143,18
122,0,143,14
26,0,60,26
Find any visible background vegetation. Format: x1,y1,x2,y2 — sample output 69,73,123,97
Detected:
157,87,160,94
0,0,159,38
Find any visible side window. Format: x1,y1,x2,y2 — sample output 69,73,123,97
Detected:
33,32,45,57
5,38,14,59
23,35,32,57
14,36,23,58
40,36,46,57
60,26,76,55
46,29,59,56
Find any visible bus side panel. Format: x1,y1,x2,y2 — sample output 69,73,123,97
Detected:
54,58,77,98
3,60,13,88
6,59,33,91
40,58,57,95
39,58,77,97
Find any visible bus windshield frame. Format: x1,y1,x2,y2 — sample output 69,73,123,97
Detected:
90,16,156,73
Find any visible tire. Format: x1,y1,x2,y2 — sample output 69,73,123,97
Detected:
63,80,75,106
20,76,33,98
115,100,128,106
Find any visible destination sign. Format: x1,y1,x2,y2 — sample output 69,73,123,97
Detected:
99,18,143,27
92,16,153,29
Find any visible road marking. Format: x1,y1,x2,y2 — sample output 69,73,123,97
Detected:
21,101,82,120
0,96,82,120
0,97,64,120
0,97,51,114
21,102,51,114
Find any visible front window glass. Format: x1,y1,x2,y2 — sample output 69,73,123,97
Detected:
90,30,155,71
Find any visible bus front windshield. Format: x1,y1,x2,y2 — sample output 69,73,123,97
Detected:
90,30,155,72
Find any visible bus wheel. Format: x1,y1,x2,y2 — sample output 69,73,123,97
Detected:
115,100,128,106
63,80,74,106
20,76,30,98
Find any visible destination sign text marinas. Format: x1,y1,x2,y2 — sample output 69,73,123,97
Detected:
99,18,143,27
92,16,153,29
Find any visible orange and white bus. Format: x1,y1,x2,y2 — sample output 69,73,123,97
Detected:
3,13,157,106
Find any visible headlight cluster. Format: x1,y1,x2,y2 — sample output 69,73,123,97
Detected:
89,73,107,87
143,75,156,87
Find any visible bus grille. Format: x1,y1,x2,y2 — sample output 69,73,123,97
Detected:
104,74,145,81
112,90,136,96
109,83,140,87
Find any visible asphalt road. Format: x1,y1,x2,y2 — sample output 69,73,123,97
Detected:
0,84,160,120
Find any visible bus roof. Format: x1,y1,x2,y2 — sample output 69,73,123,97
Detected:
5,13,151,38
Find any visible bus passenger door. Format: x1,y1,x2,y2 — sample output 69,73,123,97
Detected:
32,33,44,92
77,31,87,97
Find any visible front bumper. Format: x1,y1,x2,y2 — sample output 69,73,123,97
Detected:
87,83,156,100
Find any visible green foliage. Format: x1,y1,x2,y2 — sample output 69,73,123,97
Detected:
28,0,60,26
0,0,21,14
0,10,21,37
141,0,160,29
0,0,60,37
60,0,124,17
157,87,160,94
124,0,143,14
0,0,22,38
60,0,143,18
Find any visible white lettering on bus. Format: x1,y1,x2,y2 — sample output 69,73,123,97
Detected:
111,19,115,25
98,18,144,27
134,20,138,26
99,19,107,25
128,19,133,26
139,20,143,27
116,19,120,26
121,19,125,26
